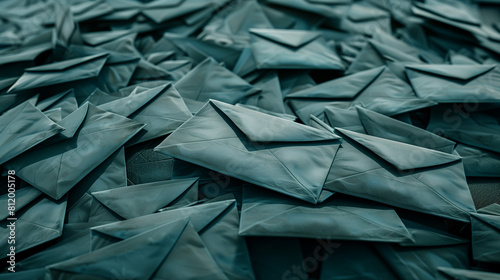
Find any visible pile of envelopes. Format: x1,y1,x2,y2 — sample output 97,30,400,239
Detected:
0,0,500,279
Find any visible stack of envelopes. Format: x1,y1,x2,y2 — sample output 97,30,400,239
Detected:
0,0,499,279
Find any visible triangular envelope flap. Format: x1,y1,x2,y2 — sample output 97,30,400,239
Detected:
50,219,189,280
250,28,321,48
56,102,89,139
287,66,384,99
369,40,421,62
91,200,235,240
348,4,388,22
356,106,456,153
335,128,461,170
92,178,198,219
36,89,72,111
211,100,339,142
472,213,500,230
406,64,496,80
25,53,109,72
98,84,167,117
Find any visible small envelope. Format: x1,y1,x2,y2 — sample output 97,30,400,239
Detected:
406,64,500,102
249,28,344,70
155,100,341,204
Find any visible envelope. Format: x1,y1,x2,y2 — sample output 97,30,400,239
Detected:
320,241,399,280
355,106,456,154
406,64,500,103
199,0,273,48
334,2,391,36
91,178,199,219
324,127,477,222
0,101,64,165
98,83,192,145
239,186,413,242
39,89,78,119
427,106,500,154
436,267,500,280
471,207,500,263
0,42,52,77
90,200,255,280
174,58,261,112
287,66,436,124
155,100,341,203
7,53,109,93
249,28,344,70
241,71,286,114
4,103,145,200
0,195,67,254
346,39,421,75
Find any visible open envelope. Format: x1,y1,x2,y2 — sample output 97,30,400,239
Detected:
471,204,500,263
406,64,500,103
249,28,344,70
89,200,255,280
7,53,109,93
239,186,413,242
324,127,477,222
91,178,199,219
174,57,260,112
154,100,341,204
47,219,228,280
4,103,145,200
287,66,436,124
0,195,66,254
0,101,63,165
98,83,192,145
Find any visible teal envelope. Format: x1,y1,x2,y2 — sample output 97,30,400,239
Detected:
91,178,199,219
7,53,109,93
436,267,500,280
287,66,436,124
240,186,413,242
174,57,260,112
199,0,273,48
406,64,500,103
90,200,255,280
334,2,391,36
242,71,286,114
325,127,476,222
0,196,67,254
471,204,500,263
98,83,192,145
0,186,41,221
155,100,341,203
249,28,344,70
456,144,500,177
4,103,145,200
0,101,63,164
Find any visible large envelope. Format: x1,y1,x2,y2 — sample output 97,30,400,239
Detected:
471,204,500,263
7,53,109,93
154,100,341,203
0,196,67,254
324,127,477,222
287,66,436,124
0,101,64,165
239,186,413,242
406,64,500,102
249,28,344,70
90,200,255,280
4,103,145,200
91,178,199,219
174,57,260,112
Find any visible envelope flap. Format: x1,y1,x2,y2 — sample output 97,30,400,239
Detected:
56,102,89,139
335,128,462,170
25,53,109,72
211,100,339,142
472,213,500,230
250,28,320,48
406,64,496,80
98,84,167,117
